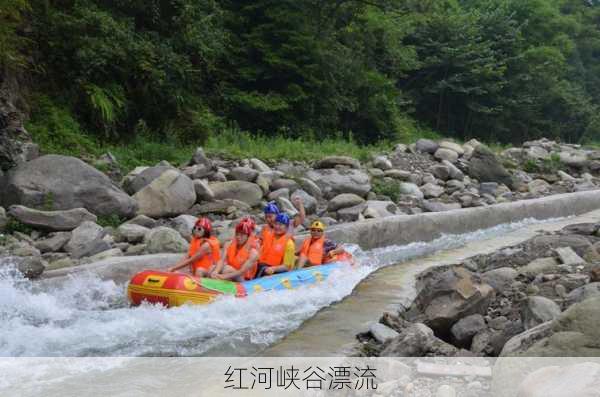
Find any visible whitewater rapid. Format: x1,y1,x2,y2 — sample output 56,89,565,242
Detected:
0,217,558,357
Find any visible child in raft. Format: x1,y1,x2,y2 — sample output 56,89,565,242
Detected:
210,218,260,282
167,217,221,277
258,197,305,246
296,220,350,268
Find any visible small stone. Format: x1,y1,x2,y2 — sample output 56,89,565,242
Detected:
555,247,585,266
369,322,400,344
436,385,456,397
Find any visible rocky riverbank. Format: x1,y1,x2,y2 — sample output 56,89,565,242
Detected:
357,221,600,357
1,137,600,279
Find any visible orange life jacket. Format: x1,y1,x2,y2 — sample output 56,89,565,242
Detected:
258,225,275,263
300,236,325,266
260,233,292,267
324,251,353,264
188,236,221,273
226,235,258,280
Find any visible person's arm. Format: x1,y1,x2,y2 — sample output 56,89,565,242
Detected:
218,248,259,280
292,196,305,228
210,242,229,277
265,239,295,274
296,254,308,269
168,243,210,272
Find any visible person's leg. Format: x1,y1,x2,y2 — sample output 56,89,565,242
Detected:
194,268,210,278
255,264,269,278
296,255,308,269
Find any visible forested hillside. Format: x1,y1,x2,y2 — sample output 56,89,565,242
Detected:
3,0,600,148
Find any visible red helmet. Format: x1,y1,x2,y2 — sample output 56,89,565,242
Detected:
194,217,212,233
235,218,255,235
239,216,256,229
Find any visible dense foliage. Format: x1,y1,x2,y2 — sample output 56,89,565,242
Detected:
5,0,600,145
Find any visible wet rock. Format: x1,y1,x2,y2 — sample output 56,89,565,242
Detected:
380,323,458,357
450,314,487,348
1,155,137,218
369,322,400,344
434,148,459,163
228,167,259,182
305,168,371,198
314,156,360,169
144,227,188,254
210,181,263,206
328,193,365,211
416,139,439,154
468,145,515,189
8,205,97,231
34,232,71,253
133,170,196,218
65,221,110,259
523,296,561,330
193,179,215,202
0,256,45,278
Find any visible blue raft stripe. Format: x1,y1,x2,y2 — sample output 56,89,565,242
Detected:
241,262,346,294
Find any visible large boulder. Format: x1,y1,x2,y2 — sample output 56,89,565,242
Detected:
439,141,465,156
450,314,487,348
482,267,518,292
250,158,271,173
8,205,97,231
434,148,459,163
1,155,137,218
468,145,515,189
314,156,360,169
123,165,174,195
513,363,600,397
0,206,8,232
399,182,424,199
363,200,398,218
415,139,439,154
188,147,212,168
144,227,188,253
169,214,198,241
421,183,445,198
406,267,495,335
559,151,588,168
64,221,111,259
193,179,215,202
328,193,365,211
228,167,259,182
34,232,71,253
380,323,458,357
115,223,150,244
290,189,318,215
210,181,263,206
522,296,561,330
133,170,196,218
0,256,44,279
305,168,371,199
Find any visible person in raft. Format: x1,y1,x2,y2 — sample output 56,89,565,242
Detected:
167,217,221,277
296,220,348,268
259,197,305,246
255,213,296,277
210,218,260,282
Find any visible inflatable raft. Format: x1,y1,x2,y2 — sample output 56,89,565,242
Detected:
127,262,350,307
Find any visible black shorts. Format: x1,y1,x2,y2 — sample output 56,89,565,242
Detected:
255,264,270,278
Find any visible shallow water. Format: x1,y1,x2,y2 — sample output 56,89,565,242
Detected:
0,215,579,357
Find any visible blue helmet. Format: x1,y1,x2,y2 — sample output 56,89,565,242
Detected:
275,213,290,226
264,201,280,215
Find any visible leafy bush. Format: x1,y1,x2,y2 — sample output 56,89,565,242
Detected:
371,179,401,202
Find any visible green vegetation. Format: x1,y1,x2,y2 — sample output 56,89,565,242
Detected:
4,218,34,235
96,215,126,229
9,0,600,158
372,179,401,203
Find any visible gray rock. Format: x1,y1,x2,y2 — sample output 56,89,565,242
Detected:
468,145,515,189
519,258,560,278
439,141,465,156
305,168,371,198
209,181,263,206
85,248,123,263
189,147,212,168
423,201,461,212
451,314,487,347
276,197,298,218
328,193,365,211
526,146,550,161
555,247,585,265
193,179,215,202
116,223,149,244
258,170,284,185
515,363,600,397
255,174,270,195
384,169,412,180
298,177,322,199
144,227,188,253
415,139,439,154
421,183,445,198
479,182,499,196
500,321,554,356
268,188,290,201
445,180,465,194
64,221,110,259
482,267,518,292
1,155,137,218
523,296,561,330
559,151,588,168
8,205,97,231
271,178,299,192
442,160,464,181
190,199,250,215
314,156,360,169
0,206,6,232
430,165,450,181
381,323,458,357
337,203,366,222
34,232,71,253
124,215,156,229
228,167,259,182
373,155,392,170
566,283,600,305
399,182,424,199
369,322,400,344
434,148,459,163
528,179,551,195
0,256,45,279
250,158,271,173
363,200,398,218
557,170,577,182
291,189,317,215
209,171,227,182
124,165,174,195
436,385,457,397
133,170,196,218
